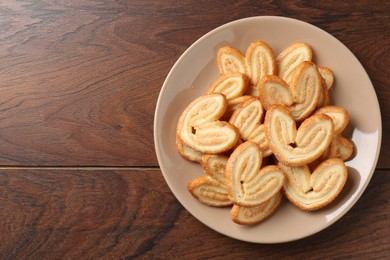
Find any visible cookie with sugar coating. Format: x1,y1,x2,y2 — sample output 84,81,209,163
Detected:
187,154,232,207
314,105,349,135
318,66,335,90
245,40,277,96
276,42,312,84
207,73,249,100
225,141,284,207
229,97,264,140
176,136,203,162
279,158,348,211
258,74,293,110
187,176,233,207
217,46,246,75
231,192,283,225
176,93,240,154
264,105,334,166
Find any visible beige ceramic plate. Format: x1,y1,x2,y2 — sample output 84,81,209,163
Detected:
154,16,381,243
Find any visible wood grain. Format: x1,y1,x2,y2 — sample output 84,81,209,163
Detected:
0,0,388,166
0,0,389,258
0,168,388,258
0,169,181,258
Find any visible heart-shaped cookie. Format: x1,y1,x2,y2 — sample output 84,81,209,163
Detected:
225,141,285,207
245,41,276,85
188,154,283,224
259,61,323,122
177,93,240,154
279,158,348,211
265,105,334,166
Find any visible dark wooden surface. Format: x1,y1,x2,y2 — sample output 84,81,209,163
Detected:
0,0,388,258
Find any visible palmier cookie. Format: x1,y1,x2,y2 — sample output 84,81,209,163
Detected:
206,73,249,100
318,66,335,90
223,95,256,120
225,141,284,207
231,192,282,225
245,41,277,96
317,77,331,108
177,93,240,154
276,42,312,84
259,62,322,122
308,135,354,171
176,136,203,162
309,106,351,165
258,75,294,111
217,46,246,75
247,124,273,157
279,158,348,211
264,105,334,166
200,154,229,184
187,154,232,207
288,61,323,122
314,106,349,135
328,135,354,161
229,98,264,140
187,176,232,207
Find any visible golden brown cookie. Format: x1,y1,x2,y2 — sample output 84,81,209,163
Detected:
187,176,233,207
176,136,203,162
225,141,284,207
188,154,232,207
217,46,246,75
318,66,335,90
222,95,256,121
245,41,277,96
288,61,323,122
177,93,240,154
328,135,354,161
316,77,331,108
276,42,312,84
200,154,229,184
207,73,249,100
229,98,264,140
247,124,273,157
231,192,282,225
314,106,349,135
258,75,294,110
264,105,334,166
279,158,348,211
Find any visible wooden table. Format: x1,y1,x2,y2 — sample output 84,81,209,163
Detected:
0,1,388,258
